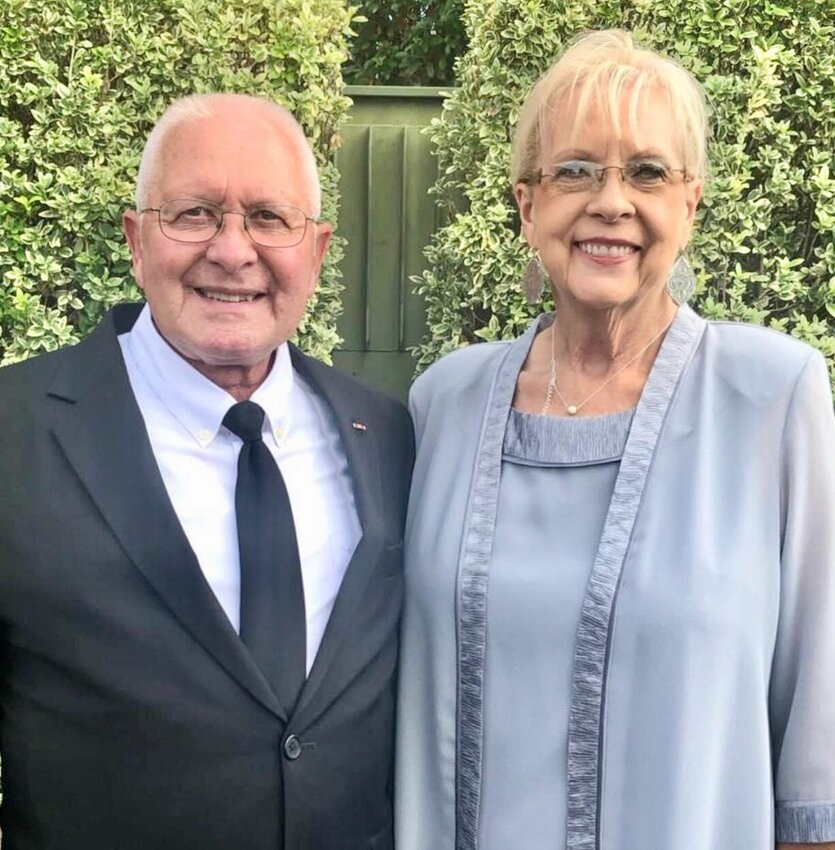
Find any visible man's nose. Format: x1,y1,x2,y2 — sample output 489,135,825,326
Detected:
204,212,259,270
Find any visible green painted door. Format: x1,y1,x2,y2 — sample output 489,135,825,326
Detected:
333,86,448,403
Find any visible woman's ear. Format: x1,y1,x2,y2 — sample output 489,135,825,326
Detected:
515,181,537,249
680,179,703,247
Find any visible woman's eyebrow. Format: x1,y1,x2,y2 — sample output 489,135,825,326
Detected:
625,148,672,161
547,149,598,161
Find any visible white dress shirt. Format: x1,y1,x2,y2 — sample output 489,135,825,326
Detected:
118,305,361,674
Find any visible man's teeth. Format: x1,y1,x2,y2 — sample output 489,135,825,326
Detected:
200,290,258,302
578,242,637,257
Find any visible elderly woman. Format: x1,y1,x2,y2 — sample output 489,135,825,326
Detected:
395,29,835,850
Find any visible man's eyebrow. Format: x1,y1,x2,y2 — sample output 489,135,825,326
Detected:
244,198,292,207
161,195,293,209
160,193,220,204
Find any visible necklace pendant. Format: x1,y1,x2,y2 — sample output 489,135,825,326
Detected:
566,404,578,416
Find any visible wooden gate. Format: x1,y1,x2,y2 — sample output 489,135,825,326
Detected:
332,85,448,402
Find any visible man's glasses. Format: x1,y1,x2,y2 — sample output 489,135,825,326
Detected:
529,159,689,193
139,199,318,248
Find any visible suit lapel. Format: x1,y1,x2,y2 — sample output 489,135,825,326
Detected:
289,349,386,722
48,306,285,720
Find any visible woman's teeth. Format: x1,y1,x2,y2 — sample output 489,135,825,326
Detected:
577,242,637,257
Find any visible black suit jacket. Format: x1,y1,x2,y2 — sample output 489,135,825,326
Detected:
0,304,414,850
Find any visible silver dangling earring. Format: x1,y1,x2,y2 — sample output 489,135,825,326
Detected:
522,255,548,303
667,254,696,304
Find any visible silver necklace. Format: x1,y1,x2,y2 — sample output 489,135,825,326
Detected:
541,319,671,416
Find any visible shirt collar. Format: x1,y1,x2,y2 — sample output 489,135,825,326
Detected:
124,304,294,448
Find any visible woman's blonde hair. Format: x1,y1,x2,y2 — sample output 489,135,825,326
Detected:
510,29,708,185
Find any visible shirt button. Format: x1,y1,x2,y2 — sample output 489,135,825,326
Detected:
197,429,212,446
275,426,287,443
283,734,302,761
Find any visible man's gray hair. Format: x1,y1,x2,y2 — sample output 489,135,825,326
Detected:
134,93,322,215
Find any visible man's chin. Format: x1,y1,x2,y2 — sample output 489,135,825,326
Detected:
164,338,272,382
168,335,271,370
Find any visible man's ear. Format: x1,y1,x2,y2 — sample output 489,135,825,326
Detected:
308,222,333,292
123,210,145,291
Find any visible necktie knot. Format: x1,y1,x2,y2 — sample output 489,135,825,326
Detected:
223,401,265,443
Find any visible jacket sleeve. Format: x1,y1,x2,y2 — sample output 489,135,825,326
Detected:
771,350,835,843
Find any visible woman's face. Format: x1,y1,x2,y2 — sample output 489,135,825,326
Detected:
515,90,702,313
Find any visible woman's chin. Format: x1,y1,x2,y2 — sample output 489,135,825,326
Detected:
556,278,672,315
561,286,641,313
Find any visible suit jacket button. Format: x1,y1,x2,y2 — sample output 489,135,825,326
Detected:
283,734,302,760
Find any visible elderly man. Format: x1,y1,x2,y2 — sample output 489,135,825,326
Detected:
0,94,413,850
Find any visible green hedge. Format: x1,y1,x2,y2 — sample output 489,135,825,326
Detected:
414,0,835,381
0,0,357,365
344,0,466,85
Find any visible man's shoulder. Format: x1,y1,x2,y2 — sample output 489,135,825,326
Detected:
289,346,411,431
0,305,137,428
0,340,75,398
291,348,415,481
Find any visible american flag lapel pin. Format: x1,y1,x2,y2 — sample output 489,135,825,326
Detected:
351,420,368,433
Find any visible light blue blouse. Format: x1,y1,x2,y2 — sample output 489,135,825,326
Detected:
396,307,835,850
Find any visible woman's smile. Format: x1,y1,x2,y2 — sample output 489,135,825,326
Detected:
575,239,640,263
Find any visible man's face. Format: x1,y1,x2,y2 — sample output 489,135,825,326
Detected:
123,101,331,387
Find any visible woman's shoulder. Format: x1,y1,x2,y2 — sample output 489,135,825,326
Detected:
695,315,831,410
410,339,513,410
701,316,823,375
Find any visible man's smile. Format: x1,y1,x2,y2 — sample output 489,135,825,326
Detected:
192,287,265,303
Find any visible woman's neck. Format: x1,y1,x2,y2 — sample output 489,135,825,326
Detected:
550,293,678,374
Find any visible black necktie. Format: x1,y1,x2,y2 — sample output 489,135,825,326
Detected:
223,400,306,712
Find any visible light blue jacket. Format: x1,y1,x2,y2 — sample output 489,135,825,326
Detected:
396,306,835,849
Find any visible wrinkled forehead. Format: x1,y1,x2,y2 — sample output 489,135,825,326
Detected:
149,108,314,207
157,107,298,168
